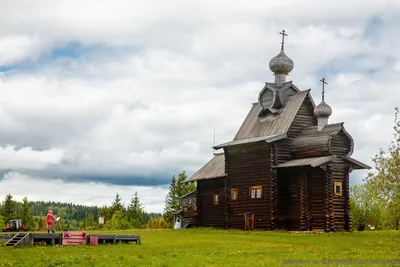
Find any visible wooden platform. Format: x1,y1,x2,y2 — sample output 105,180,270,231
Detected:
97,234,140,244
1,232,140,247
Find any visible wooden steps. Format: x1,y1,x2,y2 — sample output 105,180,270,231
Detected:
4,233,29,247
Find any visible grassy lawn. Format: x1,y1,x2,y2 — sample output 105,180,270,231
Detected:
0,229,399,267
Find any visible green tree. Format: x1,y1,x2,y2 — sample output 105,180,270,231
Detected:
100,205,113,224
105,210,130,230
350,184,382,230
364,107,400,229
20,197,35,230
37,212,45,230
163,171,196,223
127,192,145,228
111,193,124,216
0,216,5,227
1,194,16,223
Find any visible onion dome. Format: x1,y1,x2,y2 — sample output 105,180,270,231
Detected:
269,50,294,75
314,100,332,117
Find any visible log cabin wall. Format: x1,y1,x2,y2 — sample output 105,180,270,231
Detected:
307,167,326,231
330,129,352,156
276,167,306,231
197,178,226,228
225,141,272,230
330,158,351,230
181,192,198,226
275,97,316,164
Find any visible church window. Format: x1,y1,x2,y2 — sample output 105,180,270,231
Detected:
231,188,238,201
213,193,219,204
334,182,342,196
250,186,262,199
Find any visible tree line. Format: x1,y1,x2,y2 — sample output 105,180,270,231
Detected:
350,107,400,230
0,192,164,231
0,171,195,231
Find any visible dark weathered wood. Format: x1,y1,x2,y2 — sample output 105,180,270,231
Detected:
308,167,326,231
224,176,229,228
183,77,364,232
197,178,226,228
270,143,278,229
225,142,272,230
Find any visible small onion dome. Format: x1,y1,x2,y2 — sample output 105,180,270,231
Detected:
314,100,332,117
269,50,294,75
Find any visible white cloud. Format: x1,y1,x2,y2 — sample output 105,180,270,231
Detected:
0,35,49,65
0,145,64,170
0,172,167,213
0,0,399,208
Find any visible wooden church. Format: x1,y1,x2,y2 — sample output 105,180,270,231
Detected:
179,30,370,232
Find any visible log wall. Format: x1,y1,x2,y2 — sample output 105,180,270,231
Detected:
182,192,198,226
308,167,326,231
225,141,272,230
197,178,226,228
330,158,351,231
330,129,352,156
276,168,305,230
275,97,316,164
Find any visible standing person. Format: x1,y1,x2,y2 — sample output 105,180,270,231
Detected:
46,210,56,234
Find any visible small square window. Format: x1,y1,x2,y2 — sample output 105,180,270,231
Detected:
213,193,219,204
231,188,238,201
334,182,342,196
250,186,262,199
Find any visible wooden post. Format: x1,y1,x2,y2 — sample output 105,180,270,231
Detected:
344,169,351,231
300,170,310,231
324,164,331,232
270,144,277,230
224,176,229,229
196,186,201,227
324,163,335,232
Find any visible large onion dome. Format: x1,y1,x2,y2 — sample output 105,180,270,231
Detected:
269,50,294,75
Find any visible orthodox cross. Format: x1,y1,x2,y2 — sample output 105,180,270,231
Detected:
320,78,327,101
280,30,287,50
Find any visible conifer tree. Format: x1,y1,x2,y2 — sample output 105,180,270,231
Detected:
127,191,145,228
37,212,44,230
111,193,124,216
0,194,16,223
163,171,196,223
20,197,34,230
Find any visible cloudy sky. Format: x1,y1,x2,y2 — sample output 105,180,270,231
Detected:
0,0,399,213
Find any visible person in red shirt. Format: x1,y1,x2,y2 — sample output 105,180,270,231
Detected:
46,210,56,234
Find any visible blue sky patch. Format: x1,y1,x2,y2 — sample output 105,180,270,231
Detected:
0,65,14,72
51,42,86,59
317,53,391,78
68,173,172,186
363,16,383,45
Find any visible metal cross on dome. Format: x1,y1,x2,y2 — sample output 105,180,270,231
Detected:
280,30,287,50
320,78,328,101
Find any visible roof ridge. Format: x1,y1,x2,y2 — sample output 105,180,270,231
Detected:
292,89,311,95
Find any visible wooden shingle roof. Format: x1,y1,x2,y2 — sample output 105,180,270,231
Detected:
232,90,310,141
186,153,226,182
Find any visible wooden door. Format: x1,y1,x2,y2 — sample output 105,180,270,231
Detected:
244,213,254,230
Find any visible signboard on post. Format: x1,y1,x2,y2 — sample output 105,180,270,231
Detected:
99,217,104,225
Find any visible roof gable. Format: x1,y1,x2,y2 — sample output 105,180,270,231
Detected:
233,89,310,141
291,122,354,158
186,153,226,182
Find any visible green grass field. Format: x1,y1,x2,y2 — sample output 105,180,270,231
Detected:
0,229,399,267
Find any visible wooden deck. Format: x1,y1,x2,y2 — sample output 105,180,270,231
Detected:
1,233,140,247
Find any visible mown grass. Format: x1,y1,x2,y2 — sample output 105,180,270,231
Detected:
0,229,399,267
